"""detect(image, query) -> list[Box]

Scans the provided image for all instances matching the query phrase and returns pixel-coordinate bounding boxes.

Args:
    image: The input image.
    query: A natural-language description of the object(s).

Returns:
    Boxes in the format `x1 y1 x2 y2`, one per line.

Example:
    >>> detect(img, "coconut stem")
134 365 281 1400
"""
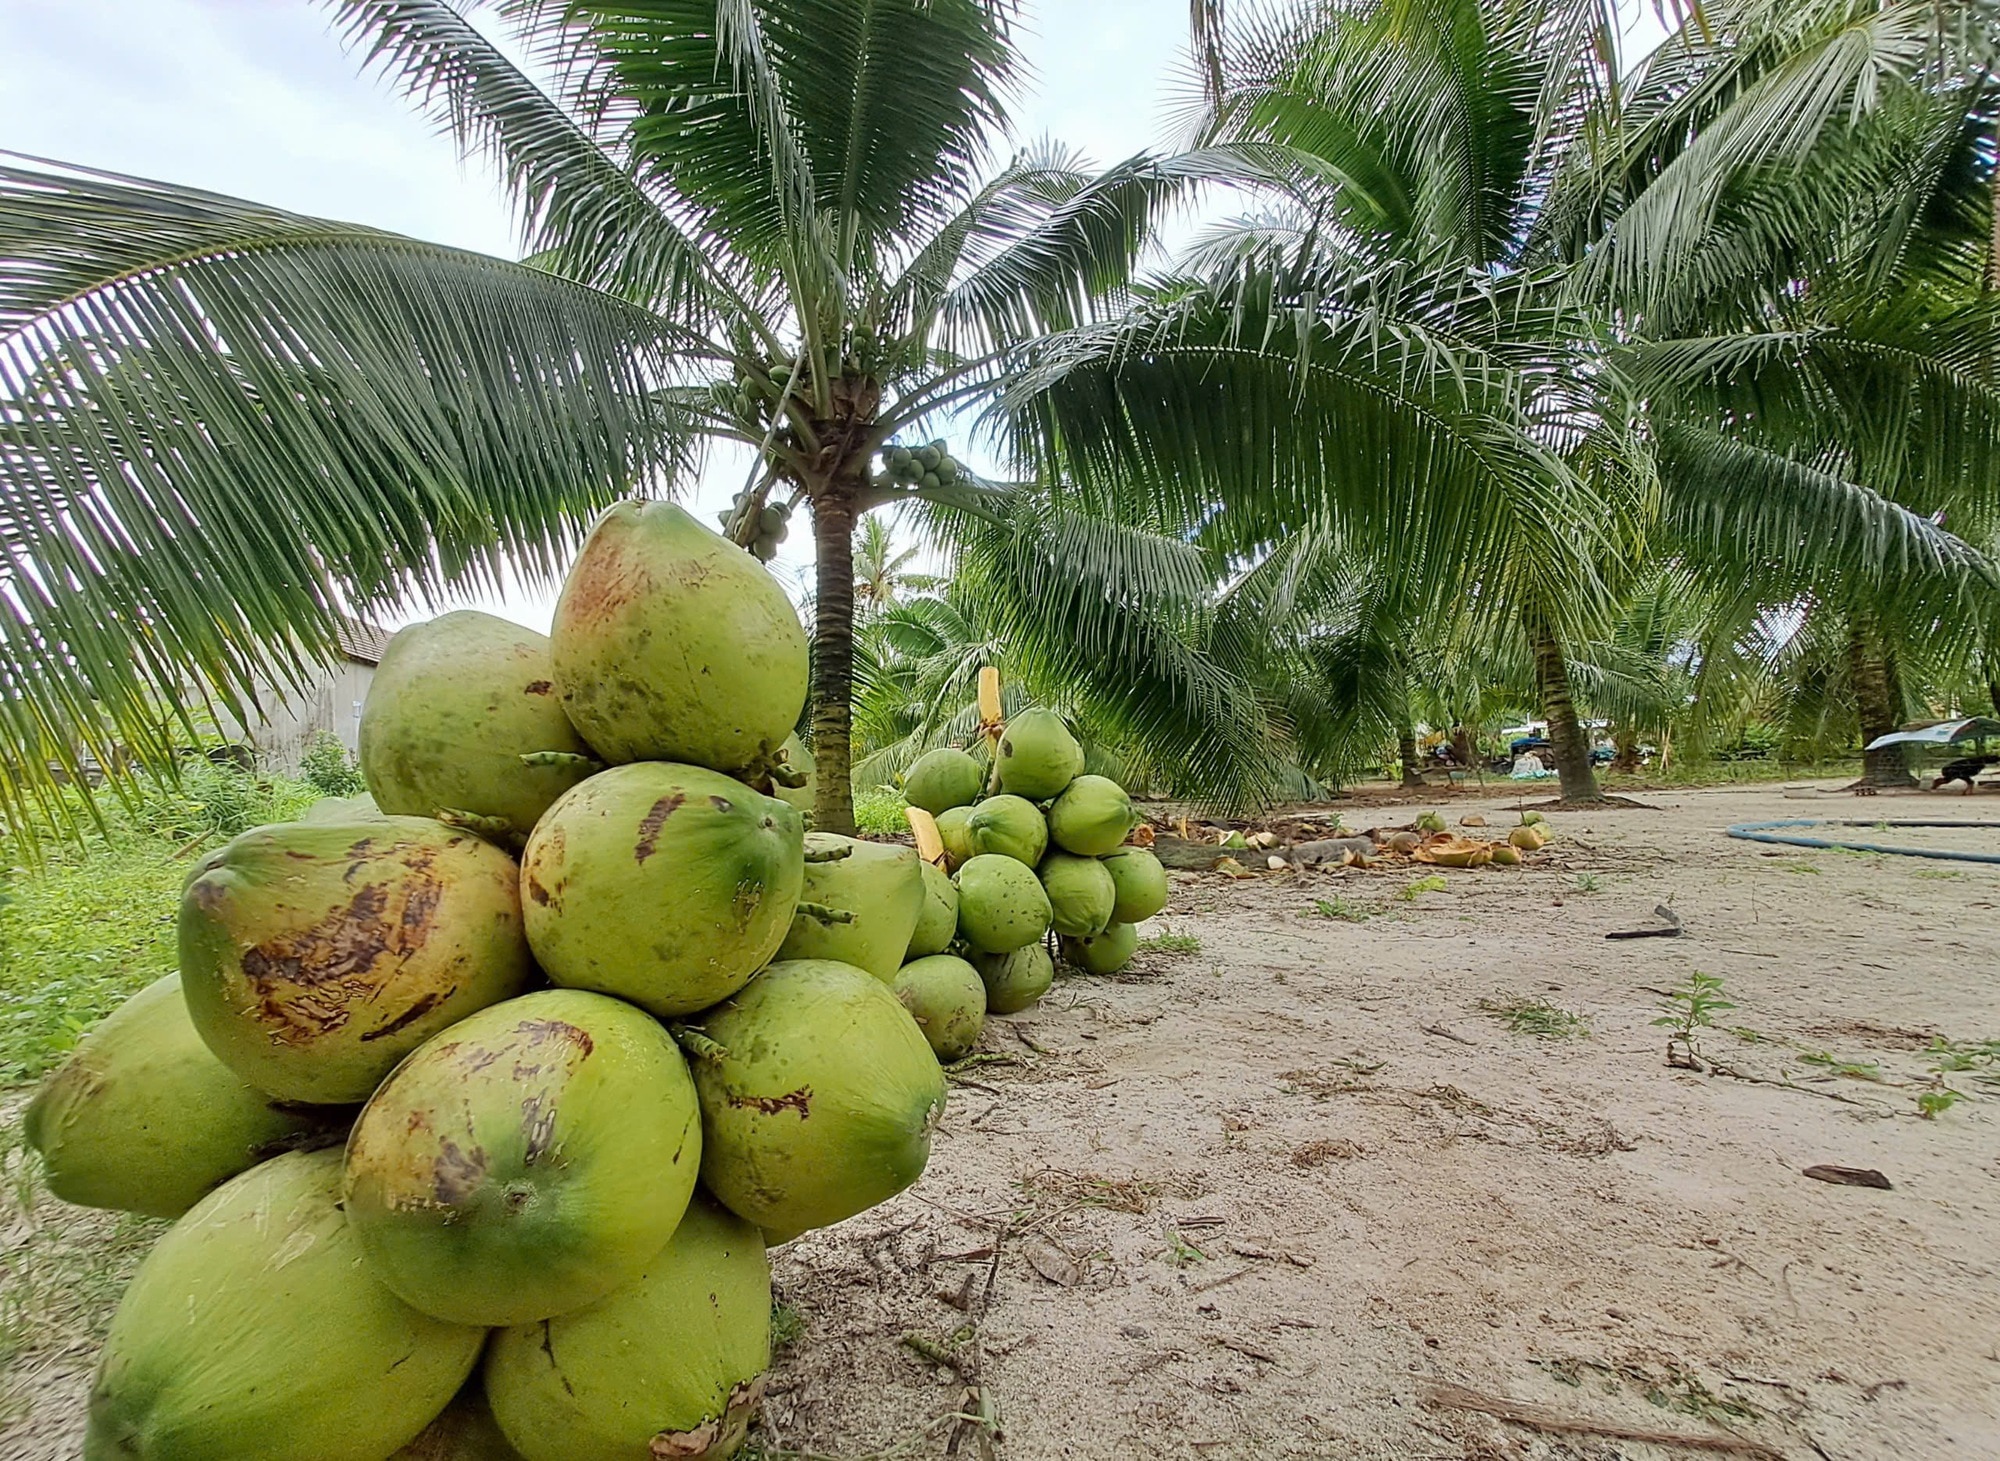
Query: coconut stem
769 763 810 789
668 1024 730 1062
518 751 605 772
797 901 857 924
434 808 514 839
803 846 854 865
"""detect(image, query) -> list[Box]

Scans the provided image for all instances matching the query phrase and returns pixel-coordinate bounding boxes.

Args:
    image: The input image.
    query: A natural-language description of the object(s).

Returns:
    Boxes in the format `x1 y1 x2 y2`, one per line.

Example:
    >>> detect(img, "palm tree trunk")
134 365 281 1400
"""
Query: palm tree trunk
1848 622 1912 788
1611 726 1641 773
1527 619 1600 804
1397 726 1424 789
1450 725 1475 767
810 494 859 835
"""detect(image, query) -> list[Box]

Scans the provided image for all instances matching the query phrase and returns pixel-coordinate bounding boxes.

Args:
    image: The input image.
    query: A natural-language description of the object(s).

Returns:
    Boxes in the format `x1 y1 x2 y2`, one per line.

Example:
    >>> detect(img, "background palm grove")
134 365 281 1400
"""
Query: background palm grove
3 0 1999 829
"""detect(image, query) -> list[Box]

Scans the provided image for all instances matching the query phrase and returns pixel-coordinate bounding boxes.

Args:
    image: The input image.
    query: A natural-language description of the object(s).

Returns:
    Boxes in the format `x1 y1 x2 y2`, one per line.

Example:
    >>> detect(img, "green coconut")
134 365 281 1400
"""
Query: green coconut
770 733 816 818
485 1198 770 1461
935 805 976 870
24 975 333 1220
179 817 535 1105
1062 922 1139 976
970 946 1054 1016
905 862 960 959
902 748 984 815
684 960 946 1242
342 989 702 1327
1101 848 1169 925
1038 853 1116 938
954 854 1053 955
84 1149 482 1461
391 1384 527 1461
550 502 808 773
964 794 1047 867
1045 775 1138 858
891 956 987 1063
995 709 1084 801
776 834 923 980
521 763 804 1018
360 611 598 837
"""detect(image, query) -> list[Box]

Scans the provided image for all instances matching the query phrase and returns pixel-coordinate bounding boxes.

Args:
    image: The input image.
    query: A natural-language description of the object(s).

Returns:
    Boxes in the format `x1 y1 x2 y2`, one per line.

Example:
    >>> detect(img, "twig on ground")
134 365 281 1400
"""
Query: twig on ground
1421 1382 1785 1458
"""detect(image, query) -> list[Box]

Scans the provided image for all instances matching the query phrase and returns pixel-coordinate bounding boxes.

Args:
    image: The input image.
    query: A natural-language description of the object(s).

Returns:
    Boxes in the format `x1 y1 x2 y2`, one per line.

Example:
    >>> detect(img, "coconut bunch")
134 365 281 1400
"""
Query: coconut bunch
716 491 793 563
879 438 963 494
26 502 961 1461
876 674 1169 1055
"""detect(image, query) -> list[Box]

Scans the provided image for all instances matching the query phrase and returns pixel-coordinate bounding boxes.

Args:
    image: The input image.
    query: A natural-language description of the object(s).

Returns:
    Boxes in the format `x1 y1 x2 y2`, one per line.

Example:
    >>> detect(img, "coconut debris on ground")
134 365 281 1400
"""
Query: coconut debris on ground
6 783 2000 1460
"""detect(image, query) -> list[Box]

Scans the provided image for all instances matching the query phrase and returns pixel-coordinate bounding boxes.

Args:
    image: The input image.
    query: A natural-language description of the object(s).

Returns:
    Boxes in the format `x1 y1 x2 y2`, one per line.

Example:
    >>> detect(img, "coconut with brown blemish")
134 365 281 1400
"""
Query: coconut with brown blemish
178 816 535 1105
549 501 808 773
484 1198 770 1461
521 762 804 1017
342 989 702 1327
681 959 947 1244
360 611 598 838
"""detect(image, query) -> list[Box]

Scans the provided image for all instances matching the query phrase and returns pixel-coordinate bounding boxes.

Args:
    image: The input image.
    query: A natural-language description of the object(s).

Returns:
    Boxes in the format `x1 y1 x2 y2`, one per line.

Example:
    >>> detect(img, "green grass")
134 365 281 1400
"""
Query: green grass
1 838 191 1085
770 1300 807 1350
1138 932 1201 955
851 785 910 839
1796 1050 1884 1082
2 764 324 1086
1601 757 1861 790
1309 897 1375 923
1476 996 1589 1040
1398 875 1449 901
1572 874 1605 894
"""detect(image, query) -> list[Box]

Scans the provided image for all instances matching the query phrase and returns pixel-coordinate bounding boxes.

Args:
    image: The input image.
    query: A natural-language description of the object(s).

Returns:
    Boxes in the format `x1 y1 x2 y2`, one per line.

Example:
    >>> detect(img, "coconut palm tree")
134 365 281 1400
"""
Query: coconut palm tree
851 516 933 616
1010 0 2000 804
0 0 1222 835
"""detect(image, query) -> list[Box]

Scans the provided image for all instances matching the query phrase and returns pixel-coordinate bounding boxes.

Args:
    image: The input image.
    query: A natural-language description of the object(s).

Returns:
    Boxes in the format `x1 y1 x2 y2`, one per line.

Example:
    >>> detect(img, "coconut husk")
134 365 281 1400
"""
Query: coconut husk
1417 836 1489 868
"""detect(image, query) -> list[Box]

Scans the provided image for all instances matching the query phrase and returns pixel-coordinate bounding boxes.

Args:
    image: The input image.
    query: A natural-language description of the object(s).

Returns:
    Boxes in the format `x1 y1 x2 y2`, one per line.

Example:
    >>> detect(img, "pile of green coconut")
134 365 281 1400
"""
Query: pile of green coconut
21 501 1164 1461
882 681 1167 1061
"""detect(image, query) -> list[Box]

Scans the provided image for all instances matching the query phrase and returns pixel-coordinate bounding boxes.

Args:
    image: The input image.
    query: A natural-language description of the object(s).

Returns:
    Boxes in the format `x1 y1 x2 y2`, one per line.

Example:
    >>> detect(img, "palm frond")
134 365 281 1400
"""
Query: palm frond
322 0 728 318
0 158 674 823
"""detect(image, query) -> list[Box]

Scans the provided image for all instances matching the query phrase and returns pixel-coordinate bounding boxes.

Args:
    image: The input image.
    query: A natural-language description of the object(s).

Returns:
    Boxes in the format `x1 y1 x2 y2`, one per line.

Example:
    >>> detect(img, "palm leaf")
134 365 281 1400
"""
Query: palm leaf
0 158 673 825
322 0 728 319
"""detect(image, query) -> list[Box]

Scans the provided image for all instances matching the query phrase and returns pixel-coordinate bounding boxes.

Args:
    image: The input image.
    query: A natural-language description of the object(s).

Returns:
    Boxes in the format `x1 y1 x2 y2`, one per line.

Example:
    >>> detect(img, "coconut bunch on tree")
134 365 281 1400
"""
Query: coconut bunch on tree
24 504 962 1461
879 670 1171 1057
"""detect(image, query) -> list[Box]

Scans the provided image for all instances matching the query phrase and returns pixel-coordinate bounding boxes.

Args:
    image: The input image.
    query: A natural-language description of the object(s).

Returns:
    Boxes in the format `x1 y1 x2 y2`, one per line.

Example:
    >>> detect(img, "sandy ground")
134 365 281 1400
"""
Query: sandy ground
7 783 2000 1460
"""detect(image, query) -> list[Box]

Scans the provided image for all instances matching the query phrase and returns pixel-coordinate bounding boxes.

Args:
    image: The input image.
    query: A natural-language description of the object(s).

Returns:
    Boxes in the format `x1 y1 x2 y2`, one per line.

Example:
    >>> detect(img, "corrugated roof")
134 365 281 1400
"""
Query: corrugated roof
335 617 393 666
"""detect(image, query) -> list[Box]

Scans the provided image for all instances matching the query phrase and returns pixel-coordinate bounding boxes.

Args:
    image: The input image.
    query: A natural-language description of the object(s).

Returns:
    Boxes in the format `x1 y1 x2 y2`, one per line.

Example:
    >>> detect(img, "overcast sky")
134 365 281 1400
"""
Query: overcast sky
0 0 1198 630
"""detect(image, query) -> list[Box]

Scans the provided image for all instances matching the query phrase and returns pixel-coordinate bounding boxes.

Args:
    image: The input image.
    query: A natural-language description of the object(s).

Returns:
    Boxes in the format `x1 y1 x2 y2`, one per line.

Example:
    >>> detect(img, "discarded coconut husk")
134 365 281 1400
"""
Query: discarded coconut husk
1417 836 1488 868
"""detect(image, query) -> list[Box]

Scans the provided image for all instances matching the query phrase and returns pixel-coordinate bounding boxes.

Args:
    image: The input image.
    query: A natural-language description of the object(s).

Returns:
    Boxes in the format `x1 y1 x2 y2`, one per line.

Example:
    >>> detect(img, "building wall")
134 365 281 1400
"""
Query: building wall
216 659 376 772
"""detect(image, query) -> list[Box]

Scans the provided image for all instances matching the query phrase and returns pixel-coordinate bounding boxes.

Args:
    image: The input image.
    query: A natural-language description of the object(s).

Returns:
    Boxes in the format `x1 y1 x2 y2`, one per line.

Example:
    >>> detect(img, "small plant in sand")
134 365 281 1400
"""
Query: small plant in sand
1398 875 1449 901
1652 972 1734 1069
1572 874 1604 894
1139 932 1202 955
1477 996 1588 1041
1917 1087 1962 1120
1310 897 1374 923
